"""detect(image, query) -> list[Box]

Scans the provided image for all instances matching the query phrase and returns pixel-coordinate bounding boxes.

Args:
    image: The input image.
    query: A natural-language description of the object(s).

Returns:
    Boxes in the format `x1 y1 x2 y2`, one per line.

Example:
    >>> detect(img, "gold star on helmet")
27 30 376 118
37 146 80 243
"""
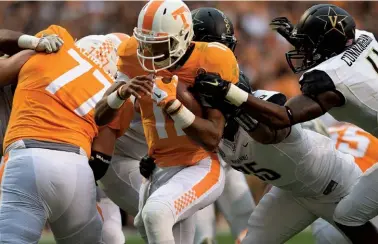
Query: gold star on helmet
316 6 348 36
192 9 204 26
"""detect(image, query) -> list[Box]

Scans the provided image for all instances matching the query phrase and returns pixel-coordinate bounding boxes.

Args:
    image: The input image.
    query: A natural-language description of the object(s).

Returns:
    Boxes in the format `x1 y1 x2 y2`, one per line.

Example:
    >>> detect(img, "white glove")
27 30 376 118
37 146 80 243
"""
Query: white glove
18 34 64 53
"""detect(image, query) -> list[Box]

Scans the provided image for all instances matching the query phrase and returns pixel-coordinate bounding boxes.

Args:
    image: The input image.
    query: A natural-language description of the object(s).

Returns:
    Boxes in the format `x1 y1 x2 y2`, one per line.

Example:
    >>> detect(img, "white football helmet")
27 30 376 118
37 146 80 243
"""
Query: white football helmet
76 35 119 78
134 0 194 72
105 33 130 50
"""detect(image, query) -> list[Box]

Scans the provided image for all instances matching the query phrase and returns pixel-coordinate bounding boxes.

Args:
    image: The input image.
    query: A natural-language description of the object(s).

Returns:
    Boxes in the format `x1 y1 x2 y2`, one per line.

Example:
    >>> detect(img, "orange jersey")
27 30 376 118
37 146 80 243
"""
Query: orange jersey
117 37 239 167
4 25 116 157
329 124 378 172
107 99 134 138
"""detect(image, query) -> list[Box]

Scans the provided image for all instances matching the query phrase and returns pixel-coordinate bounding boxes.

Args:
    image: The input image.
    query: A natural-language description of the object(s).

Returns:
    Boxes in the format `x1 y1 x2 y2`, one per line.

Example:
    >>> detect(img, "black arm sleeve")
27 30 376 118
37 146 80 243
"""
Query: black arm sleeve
88 151 112 181
299 69 345 108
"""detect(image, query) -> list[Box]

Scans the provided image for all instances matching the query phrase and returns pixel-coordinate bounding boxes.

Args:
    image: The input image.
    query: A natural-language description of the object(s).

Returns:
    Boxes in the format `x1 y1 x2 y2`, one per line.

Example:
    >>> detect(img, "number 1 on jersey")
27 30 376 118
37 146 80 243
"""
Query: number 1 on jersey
366 48 378 73
152 103 185 139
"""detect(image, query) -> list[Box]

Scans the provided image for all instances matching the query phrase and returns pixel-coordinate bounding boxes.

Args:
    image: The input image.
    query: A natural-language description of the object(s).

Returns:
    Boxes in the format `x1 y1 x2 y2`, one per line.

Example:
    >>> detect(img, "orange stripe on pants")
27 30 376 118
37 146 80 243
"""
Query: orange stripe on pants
174 154 221 215
0 153 9 184
96 204 104 222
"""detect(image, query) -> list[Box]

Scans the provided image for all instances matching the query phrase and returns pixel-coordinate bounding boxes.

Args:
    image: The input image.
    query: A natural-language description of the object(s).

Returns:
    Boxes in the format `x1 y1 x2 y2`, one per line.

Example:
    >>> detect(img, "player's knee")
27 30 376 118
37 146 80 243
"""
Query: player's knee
142 201 175 229
333 199 363 226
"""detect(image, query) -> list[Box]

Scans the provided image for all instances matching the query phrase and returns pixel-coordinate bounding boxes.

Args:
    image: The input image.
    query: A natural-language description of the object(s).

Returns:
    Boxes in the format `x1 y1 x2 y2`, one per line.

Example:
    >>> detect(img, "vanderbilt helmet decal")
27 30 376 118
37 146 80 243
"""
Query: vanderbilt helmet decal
315 6 348 36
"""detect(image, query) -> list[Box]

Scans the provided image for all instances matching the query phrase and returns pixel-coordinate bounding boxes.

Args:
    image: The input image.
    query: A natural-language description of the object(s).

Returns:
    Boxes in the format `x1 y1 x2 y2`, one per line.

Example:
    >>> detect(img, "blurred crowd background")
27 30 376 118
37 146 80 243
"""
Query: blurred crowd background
1 0 375 232
1 1 376 98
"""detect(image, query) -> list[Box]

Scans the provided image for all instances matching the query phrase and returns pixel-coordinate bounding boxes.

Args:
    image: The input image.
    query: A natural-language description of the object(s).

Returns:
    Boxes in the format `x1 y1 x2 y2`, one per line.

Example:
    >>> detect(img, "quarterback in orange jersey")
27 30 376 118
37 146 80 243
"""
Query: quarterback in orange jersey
94 0 239 243
0 25 135 244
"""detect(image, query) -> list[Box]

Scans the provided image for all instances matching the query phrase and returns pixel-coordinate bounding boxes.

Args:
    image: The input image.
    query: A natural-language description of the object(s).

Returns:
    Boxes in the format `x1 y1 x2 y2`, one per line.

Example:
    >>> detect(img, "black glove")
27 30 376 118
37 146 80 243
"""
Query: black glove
139 155 156 179
193 72 231 101
270 17 298 47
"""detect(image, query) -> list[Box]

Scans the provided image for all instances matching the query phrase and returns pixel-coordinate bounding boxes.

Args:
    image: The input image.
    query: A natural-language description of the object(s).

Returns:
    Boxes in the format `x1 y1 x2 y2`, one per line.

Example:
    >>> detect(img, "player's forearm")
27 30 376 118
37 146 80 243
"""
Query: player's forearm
183 116 224 152
241 95 292 129
0 30 42 55
95 82 126 126
0 50 35 86
165 100 224 152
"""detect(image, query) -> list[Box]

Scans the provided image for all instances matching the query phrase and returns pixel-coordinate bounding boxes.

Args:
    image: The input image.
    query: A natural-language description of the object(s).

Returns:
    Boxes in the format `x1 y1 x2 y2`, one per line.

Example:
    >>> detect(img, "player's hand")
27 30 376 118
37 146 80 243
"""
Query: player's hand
269 17 298 47
193 72 231 100
35 34 64 53
118 75 153 100
139 155 156 179
152 75 178 108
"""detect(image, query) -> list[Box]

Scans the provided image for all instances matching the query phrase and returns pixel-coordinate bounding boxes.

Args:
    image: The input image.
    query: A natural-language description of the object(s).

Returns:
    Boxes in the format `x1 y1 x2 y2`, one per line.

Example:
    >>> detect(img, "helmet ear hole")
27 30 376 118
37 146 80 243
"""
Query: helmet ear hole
163 8 167 15
184 33 189 41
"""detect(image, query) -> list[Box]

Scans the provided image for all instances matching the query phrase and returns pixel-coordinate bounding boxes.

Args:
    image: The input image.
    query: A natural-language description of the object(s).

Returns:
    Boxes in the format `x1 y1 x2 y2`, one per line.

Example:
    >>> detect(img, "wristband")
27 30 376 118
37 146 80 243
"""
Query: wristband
107 89 125 109
225 84 249 107
18 35 40 50
167 100 195 129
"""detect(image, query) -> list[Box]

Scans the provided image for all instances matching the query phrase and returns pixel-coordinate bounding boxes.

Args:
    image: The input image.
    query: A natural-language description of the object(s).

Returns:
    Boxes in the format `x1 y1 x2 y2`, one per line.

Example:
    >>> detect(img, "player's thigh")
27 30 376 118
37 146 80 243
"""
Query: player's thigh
143 156 225 222
312 218 351 244
194 204 216 243
0 149 47 243
100 155 142 216
43 151 102 244
334 163 378 226
149 155 225 222
217 167 254 237
242 187 317 244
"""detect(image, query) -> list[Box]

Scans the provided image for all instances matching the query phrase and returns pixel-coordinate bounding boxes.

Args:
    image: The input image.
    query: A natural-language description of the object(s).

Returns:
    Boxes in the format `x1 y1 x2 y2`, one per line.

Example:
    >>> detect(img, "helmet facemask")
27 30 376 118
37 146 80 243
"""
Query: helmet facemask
134 27 193 72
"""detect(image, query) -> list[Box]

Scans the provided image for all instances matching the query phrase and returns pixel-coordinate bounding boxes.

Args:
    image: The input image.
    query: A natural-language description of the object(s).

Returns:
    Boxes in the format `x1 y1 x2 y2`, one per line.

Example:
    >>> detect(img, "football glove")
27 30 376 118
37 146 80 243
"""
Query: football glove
152 75 178 108
194 72 231 100
36 34 64 53
139 155 156 179
270 17 298 47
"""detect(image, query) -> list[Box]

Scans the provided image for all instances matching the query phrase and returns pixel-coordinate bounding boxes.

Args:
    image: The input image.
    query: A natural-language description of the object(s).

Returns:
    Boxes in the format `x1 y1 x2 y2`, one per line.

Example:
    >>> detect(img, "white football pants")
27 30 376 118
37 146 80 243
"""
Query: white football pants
0 148 103 244
135 155 225 244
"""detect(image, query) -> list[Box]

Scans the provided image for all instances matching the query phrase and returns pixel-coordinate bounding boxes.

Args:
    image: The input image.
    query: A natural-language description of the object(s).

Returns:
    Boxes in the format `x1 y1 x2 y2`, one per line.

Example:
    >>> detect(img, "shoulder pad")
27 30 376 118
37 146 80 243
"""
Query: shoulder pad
299 70 335 96
252 90 287 105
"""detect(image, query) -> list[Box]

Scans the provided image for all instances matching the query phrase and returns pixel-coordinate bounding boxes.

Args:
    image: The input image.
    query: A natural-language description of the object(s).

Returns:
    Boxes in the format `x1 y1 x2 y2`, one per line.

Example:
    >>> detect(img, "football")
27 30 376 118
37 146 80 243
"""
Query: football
176 82 203 117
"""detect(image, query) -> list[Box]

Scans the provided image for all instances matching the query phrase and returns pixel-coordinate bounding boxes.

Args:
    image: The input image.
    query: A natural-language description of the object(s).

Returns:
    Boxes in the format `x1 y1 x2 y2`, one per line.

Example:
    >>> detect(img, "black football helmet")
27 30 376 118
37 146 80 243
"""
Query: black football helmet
191 7 237 52
274 4 356 73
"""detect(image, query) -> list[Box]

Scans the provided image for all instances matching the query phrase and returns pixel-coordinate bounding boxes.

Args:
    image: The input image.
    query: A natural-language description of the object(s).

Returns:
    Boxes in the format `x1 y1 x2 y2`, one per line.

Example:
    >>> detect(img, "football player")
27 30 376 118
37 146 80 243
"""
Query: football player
192 4 378 242
94 0 239 242
311 123 378 244
190 7 255 244
193 72 365 244
0 25 150 244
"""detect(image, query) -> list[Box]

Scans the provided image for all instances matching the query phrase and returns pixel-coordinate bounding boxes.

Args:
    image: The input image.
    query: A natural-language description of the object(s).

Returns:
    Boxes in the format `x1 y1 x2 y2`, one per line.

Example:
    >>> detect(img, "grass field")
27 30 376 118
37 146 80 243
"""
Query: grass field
38 230 315 244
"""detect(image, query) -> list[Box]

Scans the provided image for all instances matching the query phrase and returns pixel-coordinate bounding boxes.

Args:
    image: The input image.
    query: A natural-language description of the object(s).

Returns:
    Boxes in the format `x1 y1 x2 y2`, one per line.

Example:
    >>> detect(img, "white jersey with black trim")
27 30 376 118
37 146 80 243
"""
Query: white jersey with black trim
299 29 378 136
219 91 360 198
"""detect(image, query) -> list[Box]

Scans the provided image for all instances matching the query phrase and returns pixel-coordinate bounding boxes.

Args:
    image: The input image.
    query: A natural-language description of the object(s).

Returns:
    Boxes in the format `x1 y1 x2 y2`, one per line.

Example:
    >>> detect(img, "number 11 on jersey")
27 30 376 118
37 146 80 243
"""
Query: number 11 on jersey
152 103 185 139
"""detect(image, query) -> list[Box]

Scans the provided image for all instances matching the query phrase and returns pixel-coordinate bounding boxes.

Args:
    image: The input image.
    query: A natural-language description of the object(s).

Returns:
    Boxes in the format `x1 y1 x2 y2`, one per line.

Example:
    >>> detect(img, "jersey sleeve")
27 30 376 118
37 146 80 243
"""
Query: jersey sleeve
252 90 287 105
117 36 145 78
202 42 239 84
35 25 74 45
107 99 134 138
